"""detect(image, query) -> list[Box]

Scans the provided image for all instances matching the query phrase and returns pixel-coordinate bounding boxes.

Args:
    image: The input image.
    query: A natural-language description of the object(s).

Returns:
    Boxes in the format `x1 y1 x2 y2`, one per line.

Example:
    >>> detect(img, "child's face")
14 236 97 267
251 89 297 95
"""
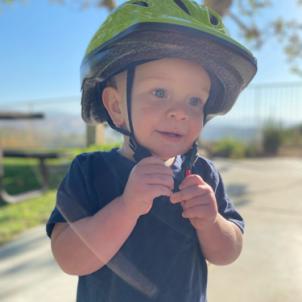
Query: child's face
104 58 211 160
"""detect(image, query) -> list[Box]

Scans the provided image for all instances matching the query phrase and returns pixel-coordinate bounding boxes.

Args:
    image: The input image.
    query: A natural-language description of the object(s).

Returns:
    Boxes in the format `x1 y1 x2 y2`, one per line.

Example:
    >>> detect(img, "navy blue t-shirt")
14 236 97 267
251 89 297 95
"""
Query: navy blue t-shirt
46 148 244 302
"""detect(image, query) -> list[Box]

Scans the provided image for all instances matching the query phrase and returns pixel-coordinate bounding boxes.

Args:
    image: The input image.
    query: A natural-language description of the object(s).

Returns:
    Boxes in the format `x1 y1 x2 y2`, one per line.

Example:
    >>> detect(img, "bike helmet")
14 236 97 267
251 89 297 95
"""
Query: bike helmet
80 0 257 164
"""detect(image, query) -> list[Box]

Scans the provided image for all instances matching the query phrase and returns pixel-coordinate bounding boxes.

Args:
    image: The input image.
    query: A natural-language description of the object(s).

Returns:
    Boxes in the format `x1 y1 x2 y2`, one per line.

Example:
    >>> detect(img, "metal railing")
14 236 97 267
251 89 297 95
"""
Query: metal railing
1 82 301 147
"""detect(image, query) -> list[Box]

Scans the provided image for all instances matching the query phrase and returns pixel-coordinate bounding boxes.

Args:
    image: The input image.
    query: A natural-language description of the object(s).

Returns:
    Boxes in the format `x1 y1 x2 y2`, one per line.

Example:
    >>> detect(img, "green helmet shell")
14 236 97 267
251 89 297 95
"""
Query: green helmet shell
81 0 257 124
87 1 233 55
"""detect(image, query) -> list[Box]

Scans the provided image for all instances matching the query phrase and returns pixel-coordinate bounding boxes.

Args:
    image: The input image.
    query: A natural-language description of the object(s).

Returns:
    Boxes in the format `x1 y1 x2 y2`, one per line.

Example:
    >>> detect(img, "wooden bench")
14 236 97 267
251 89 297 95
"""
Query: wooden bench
0 149 67 204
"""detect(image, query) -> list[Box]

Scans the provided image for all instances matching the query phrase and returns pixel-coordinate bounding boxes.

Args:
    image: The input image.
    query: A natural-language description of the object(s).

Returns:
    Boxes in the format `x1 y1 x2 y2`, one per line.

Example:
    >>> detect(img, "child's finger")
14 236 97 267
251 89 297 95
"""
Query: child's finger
182 204 208 219
170 185 204 204
148 184 173 199
137 158 174 176
179 174 206 190
144 174 174 190
141 165 174 177
138 155 168 166
181 196 208 210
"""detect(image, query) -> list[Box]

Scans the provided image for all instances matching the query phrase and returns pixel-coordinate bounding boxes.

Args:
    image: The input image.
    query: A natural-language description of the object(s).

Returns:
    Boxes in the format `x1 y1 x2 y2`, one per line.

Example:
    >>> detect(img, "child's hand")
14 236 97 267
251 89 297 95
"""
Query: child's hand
170 174 218 231
121 156 174 217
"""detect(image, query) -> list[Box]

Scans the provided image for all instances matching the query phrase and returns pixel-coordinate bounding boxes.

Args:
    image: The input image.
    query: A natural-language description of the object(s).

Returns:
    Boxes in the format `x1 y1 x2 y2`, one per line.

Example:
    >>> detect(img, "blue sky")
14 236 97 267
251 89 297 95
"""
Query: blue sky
0 0 301 106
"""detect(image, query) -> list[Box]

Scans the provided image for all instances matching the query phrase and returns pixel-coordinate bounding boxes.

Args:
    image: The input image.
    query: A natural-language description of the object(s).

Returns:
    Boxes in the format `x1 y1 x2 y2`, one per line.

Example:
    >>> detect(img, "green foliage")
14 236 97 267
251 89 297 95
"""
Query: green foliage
0 159 63 246
2 162 43 195
1 143 120 199
210 138 247 159
244 143 262 158
65 142 121 159
0 162 67 246
0 192 56 246
0 143 121 246
205 123 302 159
262 122 284 156
282 123 302 146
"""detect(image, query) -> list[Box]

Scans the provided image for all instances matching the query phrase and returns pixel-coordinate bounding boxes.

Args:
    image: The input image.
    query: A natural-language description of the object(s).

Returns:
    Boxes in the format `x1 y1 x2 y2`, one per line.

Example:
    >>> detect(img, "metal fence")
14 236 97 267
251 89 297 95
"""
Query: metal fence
216 82 302 126
202 82 302 142
0 82 301 148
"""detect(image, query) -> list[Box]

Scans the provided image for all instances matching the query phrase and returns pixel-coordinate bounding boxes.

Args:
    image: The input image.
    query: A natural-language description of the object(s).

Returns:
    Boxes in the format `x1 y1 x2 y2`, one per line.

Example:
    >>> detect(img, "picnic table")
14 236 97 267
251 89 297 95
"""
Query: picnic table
0 112 65 203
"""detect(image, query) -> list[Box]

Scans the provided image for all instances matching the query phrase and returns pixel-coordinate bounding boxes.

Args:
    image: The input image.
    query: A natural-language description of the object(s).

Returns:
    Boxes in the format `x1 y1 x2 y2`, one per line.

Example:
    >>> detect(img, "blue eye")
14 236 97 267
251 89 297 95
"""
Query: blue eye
152 88 167 98
189 97 203 107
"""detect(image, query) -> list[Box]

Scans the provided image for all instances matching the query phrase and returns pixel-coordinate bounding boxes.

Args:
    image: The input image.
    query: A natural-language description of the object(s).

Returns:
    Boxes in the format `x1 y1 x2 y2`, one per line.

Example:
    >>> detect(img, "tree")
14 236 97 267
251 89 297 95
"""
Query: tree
55 0 302 146
3 0 301 74
3 0 301 145
49 0 302 76
206 0 302 77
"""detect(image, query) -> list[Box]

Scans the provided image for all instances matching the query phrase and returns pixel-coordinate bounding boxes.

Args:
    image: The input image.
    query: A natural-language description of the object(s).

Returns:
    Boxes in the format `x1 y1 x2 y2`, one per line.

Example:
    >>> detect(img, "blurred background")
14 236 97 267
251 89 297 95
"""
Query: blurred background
0 1 301 301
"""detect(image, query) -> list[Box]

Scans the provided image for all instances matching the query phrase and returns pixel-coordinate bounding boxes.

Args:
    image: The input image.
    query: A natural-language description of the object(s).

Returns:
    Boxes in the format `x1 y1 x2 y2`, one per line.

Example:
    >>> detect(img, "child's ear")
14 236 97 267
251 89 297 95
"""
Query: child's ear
102 87 125 127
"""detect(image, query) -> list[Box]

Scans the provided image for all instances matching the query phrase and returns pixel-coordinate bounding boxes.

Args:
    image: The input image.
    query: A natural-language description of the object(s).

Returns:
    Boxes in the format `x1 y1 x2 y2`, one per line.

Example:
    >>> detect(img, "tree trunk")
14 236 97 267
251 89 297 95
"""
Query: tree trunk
86 125 96 147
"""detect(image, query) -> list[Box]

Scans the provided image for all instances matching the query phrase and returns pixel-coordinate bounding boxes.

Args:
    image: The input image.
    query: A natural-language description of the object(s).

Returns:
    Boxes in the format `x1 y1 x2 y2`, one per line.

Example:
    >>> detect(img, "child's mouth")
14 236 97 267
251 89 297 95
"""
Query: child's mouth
157 131 183 141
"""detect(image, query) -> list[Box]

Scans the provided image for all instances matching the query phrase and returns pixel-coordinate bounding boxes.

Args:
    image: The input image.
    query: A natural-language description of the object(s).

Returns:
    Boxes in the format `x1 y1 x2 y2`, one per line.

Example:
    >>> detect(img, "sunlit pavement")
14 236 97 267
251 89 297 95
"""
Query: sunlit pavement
0 225 77 302
0 158 301 302
208 158 302 302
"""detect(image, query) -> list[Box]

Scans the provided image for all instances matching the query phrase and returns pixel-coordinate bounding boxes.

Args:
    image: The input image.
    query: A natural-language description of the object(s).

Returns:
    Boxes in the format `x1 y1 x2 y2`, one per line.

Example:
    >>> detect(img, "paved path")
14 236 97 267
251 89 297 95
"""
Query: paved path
208 158 302 302
0 158 301 301
0 225 77 302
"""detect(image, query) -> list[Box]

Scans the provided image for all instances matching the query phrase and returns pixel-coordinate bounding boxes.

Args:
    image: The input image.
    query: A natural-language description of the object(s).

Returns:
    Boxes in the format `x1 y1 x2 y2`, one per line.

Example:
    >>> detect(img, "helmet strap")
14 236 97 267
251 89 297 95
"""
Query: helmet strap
126 65 152 162
181 140 198 175
105 62 199 169
106 117 131 136
97 81 131 136
126 64 199 168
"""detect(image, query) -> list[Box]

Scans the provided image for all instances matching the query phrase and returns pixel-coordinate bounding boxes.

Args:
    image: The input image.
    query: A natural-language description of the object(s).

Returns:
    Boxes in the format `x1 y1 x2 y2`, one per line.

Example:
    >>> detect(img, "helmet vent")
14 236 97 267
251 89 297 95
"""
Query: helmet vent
174 0 191 15
131 1 149 7
209 14 219 26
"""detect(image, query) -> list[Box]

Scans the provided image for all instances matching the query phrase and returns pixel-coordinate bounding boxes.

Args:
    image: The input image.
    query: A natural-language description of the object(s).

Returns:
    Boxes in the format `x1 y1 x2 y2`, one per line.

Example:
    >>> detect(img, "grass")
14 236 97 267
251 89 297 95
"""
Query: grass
0 191 56 246
2 136 299 248
0 158 69 247
0 143 120 247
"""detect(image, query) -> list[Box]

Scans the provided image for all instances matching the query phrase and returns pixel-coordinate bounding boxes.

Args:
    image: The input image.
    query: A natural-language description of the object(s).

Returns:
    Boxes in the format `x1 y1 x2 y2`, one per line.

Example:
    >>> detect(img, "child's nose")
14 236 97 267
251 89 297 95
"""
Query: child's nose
167 104 189 121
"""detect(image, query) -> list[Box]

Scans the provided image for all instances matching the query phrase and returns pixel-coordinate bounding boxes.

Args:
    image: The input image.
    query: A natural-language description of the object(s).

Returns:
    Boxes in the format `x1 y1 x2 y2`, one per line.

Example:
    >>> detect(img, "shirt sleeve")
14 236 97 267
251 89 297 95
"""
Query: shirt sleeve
214 170 245 233
46 154 97 238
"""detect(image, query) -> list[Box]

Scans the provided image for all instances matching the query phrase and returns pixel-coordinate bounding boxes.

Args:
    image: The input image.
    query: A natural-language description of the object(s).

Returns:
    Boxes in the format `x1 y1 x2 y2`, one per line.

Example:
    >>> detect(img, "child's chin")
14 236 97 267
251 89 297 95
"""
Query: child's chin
150 144 193 160
153 150 183 161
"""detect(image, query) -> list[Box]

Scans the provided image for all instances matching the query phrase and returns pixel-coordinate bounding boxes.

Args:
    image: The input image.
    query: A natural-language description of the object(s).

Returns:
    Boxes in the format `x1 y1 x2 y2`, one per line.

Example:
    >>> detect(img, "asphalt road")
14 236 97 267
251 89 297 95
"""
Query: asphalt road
1 158 301 302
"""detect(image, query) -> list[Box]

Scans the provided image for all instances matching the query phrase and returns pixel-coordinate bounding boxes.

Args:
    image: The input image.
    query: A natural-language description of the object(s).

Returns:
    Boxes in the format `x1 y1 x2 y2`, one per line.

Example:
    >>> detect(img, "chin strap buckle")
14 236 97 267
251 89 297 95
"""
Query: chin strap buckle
181 141 198 179
185 169 192 177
